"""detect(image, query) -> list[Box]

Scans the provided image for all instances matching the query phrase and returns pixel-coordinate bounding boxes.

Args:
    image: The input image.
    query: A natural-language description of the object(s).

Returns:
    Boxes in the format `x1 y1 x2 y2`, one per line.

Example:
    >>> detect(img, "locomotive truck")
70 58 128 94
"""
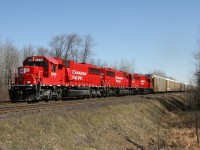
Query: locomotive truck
9 56 187 102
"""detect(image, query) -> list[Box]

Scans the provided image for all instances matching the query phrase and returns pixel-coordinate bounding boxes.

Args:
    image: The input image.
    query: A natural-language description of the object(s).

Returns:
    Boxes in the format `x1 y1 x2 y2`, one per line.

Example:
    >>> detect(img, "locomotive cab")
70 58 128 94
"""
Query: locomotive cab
23 56 49 77
9 56 61 101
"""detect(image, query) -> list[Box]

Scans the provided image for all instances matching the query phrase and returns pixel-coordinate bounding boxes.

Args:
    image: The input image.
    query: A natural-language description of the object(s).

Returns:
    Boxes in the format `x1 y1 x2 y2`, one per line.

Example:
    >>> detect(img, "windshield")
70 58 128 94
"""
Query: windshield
28 61 48 68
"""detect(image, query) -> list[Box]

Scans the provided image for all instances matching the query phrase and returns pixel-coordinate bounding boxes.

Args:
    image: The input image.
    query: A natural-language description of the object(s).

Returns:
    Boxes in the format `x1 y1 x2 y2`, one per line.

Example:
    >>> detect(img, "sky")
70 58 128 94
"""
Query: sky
0 0 200 83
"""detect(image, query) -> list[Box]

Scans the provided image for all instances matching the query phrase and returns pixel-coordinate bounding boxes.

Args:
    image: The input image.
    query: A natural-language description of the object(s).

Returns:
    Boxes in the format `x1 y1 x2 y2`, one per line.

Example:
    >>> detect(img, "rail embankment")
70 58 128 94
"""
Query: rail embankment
0 93 199 150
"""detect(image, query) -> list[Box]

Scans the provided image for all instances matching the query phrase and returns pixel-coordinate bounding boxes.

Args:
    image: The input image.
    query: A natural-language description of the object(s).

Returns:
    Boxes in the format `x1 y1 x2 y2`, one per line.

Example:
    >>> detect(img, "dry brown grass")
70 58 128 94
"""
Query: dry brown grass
0 93 199 149
163 111 200 150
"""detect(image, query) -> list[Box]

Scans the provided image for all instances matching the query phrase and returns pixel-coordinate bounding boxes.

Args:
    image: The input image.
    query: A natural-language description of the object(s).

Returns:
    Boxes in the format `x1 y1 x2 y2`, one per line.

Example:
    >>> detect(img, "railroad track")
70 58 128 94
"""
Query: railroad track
0 100 11 104
0 92 185 114
0 99 90 114
0 96 123 114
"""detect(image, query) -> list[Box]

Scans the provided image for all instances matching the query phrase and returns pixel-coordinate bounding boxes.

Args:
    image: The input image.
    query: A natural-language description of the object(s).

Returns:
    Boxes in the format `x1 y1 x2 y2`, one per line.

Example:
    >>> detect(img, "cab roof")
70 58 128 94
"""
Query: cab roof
23 56 58 65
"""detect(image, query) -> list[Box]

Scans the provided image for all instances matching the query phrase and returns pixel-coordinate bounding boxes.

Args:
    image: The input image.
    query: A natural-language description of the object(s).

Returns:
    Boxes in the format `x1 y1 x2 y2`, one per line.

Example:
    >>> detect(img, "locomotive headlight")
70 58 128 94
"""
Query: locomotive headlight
27 81 31 84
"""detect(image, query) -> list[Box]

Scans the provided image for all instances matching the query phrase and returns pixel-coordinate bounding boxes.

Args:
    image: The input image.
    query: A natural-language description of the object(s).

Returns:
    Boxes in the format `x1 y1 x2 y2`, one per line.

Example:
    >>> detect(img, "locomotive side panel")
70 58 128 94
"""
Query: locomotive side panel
131 74 153 94
100 68 129 88
42 61 65 86
132 74 150 88
65 61 101 87
100 68 130 96
100 68 116 87
131 74 141 88
88 66 101 87
115 71 129 88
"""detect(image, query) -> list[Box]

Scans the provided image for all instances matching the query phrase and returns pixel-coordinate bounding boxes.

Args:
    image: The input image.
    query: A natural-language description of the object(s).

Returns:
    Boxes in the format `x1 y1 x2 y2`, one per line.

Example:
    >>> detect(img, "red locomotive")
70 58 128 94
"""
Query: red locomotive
131 74 153 94
9 56 186 102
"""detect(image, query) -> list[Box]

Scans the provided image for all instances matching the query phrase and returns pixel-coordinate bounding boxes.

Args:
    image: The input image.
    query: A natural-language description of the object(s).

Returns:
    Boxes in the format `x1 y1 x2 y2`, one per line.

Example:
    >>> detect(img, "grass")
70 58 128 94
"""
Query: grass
0 93 199 149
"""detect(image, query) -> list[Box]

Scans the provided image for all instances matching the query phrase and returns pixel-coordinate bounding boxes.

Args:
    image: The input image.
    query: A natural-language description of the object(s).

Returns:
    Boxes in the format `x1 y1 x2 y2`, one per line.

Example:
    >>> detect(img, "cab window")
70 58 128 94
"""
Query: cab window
51 63 56 72
28 61 48 68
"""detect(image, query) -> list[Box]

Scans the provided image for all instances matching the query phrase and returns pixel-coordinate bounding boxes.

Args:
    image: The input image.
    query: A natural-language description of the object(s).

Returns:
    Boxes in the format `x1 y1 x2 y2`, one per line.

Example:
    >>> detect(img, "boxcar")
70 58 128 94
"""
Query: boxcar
180 83 185 91
174 81 181 91
166 79 175 92
152 75 167 92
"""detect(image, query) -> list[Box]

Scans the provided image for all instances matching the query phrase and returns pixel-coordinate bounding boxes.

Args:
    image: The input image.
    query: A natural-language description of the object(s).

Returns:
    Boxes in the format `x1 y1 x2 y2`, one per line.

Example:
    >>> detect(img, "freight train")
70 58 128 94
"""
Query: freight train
9 56 189 102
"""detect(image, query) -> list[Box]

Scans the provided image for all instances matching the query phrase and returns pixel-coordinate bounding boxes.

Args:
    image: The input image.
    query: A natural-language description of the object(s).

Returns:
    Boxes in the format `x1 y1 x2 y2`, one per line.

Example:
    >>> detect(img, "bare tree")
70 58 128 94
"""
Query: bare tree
101 60 109 68
80 34 95 63
48 49 56 58
151 70 175 80
3 40 20 85
186 89 200 143
152 70 167 77
194 51 200 87
22 44 35 60
118 59 135 73
49 34 82 60
185 45 200 144
193 50 200 143
49 35 67 58
89 58 108 68
65 34 81 61
37 46 49 56
0 39 4 88
0 39 20 98
109 59 135 73
110 60 118 70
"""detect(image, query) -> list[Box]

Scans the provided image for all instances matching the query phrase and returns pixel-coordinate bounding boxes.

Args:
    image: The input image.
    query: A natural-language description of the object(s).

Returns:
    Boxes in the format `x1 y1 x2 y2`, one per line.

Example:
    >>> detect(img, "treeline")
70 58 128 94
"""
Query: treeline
0 40 20 88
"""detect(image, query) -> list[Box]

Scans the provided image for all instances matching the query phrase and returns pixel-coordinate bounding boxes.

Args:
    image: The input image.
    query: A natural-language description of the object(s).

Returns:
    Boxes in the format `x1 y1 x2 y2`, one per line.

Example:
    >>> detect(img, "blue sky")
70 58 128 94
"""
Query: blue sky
0 0 200 83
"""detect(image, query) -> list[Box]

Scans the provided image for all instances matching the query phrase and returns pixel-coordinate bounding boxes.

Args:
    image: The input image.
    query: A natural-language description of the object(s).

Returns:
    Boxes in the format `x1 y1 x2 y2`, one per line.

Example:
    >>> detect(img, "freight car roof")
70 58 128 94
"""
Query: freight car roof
150 74 181 83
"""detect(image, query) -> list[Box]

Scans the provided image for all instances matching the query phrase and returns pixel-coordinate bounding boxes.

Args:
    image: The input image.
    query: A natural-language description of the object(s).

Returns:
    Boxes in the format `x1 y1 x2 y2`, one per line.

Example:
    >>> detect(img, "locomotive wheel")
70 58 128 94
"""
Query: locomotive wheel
27 94 36 102
54 92 62 101
92 94 96 99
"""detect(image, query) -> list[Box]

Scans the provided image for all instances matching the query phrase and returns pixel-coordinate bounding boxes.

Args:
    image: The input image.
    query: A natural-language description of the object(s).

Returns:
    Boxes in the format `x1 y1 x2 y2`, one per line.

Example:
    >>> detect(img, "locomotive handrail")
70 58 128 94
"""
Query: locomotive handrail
37 71 43 84
10 72 21 86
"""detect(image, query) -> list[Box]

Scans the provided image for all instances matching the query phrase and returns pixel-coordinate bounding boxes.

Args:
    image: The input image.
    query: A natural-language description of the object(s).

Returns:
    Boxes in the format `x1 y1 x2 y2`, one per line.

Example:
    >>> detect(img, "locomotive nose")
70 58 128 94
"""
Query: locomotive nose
17 66 43 85
19 67 31 74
